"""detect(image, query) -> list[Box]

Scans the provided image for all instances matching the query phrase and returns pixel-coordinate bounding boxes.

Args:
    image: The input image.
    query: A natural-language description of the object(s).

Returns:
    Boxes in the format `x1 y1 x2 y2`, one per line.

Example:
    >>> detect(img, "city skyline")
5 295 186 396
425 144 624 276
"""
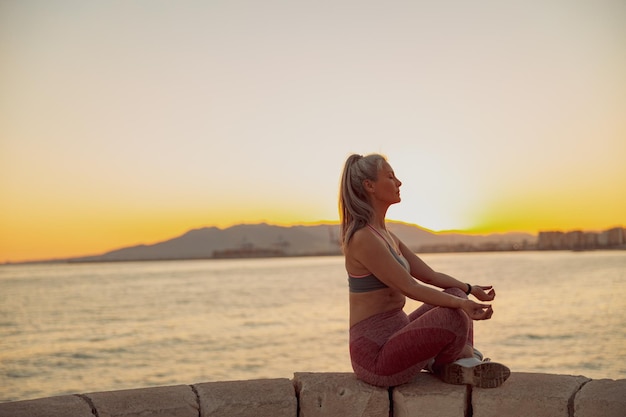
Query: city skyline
2 0 625 263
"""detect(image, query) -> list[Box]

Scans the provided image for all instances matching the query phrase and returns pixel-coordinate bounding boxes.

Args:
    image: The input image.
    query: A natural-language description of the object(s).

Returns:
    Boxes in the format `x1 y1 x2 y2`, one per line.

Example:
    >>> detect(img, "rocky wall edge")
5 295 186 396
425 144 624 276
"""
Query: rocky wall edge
0 372 624 417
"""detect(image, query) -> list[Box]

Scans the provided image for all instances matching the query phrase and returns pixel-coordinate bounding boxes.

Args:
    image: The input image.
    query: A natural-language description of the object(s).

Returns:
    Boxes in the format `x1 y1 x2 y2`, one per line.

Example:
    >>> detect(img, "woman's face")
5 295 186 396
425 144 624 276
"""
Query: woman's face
371 161 402 205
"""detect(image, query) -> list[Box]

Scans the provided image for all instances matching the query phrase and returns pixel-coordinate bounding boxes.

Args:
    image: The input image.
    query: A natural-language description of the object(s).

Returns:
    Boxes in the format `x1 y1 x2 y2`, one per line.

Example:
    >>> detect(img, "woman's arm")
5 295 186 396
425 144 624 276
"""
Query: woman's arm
397 238 496 301
347 229 493 319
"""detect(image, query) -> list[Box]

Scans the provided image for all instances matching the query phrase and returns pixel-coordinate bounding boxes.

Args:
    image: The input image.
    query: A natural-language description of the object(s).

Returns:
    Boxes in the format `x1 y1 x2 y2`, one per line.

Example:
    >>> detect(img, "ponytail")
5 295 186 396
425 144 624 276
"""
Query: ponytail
339 153 386 247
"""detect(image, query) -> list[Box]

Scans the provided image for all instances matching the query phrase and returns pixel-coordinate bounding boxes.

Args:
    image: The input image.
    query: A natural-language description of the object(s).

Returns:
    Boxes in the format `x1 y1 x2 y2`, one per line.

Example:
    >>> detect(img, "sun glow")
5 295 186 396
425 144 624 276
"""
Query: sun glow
2 1 624 263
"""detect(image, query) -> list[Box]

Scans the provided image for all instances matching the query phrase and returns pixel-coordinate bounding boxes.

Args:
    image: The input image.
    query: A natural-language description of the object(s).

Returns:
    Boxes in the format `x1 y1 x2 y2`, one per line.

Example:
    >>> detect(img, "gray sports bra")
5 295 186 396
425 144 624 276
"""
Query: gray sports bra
348 225 410 293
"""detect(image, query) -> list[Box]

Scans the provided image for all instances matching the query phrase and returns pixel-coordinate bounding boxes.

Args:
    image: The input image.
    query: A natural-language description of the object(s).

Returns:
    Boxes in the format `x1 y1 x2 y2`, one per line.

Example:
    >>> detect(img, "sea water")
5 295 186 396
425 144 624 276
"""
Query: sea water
1 251 625 402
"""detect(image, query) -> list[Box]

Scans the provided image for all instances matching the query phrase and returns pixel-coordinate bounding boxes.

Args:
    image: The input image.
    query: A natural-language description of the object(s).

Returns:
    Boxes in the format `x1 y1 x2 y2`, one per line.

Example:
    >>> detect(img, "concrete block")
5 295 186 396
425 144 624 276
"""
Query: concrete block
194 378 296 417
392 372 468 417
472 372 590 417
294 372 389 417
0 395 93 417
574 379 626 417
85 385 198 417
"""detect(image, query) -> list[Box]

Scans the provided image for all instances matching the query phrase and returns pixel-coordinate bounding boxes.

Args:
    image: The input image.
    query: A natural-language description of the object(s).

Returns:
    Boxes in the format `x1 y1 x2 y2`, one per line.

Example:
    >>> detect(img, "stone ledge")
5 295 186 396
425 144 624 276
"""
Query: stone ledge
392 372 468 417
84 384 198 417
0 394 93 417
472 373 590 417
194 378 296 417
574 378 626 417
1 372 625 417
294 372 388 417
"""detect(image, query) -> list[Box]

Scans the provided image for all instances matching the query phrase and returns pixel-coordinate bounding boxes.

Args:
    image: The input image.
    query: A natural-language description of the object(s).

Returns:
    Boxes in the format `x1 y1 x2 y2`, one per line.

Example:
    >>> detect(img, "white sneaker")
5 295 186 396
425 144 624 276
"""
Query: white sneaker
424 358 435 373
437 357 510 388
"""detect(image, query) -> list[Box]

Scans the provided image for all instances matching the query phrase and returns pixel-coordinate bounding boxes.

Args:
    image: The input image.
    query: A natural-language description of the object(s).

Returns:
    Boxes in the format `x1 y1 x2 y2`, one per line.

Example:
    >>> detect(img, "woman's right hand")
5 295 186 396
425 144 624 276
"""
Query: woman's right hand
461 299 493 320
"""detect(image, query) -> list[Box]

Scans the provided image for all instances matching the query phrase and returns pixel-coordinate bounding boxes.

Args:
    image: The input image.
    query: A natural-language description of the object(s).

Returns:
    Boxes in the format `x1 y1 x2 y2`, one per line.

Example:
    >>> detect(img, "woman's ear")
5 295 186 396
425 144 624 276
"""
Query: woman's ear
363 179 375 193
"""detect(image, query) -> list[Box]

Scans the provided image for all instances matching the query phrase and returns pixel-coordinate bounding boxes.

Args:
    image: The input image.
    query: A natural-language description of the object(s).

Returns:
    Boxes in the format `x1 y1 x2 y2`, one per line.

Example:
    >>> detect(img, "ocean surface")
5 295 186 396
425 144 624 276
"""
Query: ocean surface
1 251 625 402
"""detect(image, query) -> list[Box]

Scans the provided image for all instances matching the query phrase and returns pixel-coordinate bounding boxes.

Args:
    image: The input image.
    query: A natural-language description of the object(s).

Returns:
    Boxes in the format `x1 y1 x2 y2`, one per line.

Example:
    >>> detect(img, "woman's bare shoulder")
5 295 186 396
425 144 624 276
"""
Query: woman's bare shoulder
344 228 379 271
348 226 378 248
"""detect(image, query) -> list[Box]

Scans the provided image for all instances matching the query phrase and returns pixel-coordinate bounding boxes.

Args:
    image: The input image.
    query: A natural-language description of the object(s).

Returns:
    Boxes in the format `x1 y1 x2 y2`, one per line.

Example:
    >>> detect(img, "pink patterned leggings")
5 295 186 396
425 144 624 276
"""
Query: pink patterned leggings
349 287 473 387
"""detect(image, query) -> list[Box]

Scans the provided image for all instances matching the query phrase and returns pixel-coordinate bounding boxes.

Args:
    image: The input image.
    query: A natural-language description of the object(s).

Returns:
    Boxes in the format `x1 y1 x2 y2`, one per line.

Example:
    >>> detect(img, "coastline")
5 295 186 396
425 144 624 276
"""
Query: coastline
3 247 626 267
4 224 624 266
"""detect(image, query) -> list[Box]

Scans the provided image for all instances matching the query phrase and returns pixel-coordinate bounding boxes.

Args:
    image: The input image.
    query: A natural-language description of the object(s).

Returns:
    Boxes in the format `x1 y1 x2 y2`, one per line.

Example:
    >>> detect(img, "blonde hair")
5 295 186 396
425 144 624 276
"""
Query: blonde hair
339 153 386 246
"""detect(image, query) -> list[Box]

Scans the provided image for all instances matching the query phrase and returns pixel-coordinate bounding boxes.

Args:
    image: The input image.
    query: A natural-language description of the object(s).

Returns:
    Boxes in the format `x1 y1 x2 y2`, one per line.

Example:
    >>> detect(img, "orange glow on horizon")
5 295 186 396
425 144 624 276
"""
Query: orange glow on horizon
465 186 626 235
4 212 625 263
0 208 337 263
3 179 624 263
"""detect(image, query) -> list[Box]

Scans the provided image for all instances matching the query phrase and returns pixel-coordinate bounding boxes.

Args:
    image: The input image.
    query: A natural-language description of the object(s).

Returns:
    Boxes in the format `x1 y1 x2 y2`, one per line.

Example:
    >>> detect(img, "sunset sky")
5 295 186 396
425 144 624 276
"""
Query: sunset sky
2 0 625 263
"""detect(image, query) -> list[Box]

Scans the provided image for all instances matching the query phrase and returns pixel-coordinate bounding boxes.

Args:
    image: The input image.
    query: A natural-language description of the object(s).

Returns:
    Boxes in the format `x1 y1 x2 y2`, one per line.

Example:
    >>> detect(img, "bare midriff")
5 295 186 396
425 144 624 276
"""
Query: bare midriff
349 288 406 327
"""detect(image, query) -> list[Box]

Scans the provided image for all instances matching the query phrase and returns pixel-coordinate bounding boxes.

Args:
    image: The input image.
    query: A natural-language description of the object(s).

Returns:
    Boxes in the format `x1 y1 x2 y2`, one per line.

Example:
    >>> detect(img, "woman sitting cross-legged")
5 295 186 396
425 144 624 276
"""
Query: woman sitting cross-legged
339 153 510 388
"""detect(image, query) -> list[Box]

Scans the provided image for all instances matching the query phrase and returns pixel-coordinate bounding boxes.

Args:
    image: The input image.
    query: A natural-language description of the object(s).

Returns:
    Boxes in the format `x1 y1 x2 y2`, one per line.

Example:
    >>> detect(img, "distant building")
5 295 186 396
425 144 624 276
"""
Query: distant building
537 231 565 250
537 227 626 250
602 227 625 247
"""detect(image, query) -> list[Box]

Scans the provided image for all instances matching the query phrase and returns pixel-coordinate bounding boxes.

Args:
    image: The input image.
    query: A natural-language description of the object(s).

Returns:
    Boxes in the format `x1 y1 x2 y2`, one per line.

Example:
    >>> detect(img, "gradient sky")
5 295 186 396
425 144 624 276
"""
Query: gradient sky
2 0 625 262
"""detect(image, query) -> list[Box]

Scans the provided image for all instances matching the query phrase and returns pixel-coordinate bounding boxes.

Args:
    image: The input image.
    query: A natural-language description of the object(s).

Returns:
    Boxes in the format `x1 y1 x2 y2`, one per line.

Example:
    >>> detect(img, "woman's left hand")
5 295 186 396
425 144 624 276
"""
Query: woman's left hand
470 285 496 302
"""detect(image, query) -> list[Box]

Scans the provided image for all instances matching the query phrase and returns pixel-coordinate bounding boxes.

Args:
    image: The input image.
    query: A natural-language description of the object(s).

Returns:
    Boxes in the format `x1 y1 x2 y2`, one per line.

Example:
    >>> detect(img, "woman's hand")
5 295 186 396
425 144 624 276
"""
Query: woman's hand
470 285 496 302
461 299 493 321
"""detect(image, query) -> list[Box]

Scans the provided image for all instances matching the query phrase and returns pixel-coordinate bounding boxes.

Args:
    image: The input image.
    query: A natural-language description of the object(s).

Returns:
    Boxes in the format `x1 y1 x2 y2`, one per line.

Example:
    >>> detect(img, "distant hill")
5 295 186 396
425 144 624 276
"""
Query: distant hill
70 223 340 262
66 222 536 263
386 222 534 251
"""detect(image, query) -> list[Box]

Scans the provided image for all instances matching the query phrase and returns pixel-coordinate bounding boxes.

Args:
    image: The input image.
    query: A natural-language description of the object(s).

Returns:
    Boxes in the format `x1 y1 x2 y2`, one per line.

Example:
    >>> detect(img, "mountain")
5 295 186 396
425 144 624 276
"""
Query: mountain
67 222 536 263
387 222 535 251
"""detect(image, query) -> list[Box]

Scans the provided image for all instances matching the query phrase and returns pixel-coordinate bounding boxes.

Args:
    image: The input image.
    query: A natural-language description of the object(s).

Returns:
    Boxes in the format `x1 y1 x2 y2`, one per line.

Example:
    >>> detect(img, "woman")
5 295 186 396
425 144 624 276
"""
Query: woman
339 153 510 388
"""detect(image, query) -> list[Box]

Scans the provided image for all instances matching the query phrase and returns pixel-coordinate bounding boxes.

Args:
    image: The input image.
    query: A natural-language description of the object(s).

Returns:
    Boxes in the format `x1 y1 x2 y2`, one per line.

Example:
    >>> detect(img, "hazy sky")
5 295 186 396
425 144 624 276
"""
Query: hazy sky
2 0 625 262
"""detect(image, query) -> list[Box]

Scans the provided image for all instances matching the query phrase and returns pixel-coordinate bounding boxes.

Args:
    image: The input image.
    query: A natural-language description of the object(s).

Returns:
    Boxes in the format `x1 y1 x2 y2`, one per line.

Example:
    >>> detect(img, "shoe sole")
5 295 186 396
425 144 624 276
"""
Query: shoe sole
439 362 511 388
